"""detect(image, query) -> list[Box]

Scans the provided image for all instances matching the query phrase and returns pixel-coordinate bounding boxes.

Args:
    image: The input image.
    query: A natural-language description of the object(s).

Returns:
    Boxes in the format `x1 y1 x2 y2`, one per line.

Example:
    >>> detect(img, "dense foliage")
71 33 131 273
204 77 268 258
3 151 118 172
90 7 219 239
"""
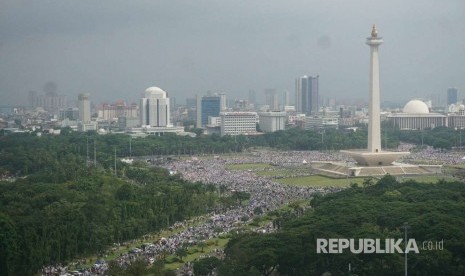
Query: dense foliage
1 126 462 180
0 134 219 275
216 176 465 275
0 126 463 274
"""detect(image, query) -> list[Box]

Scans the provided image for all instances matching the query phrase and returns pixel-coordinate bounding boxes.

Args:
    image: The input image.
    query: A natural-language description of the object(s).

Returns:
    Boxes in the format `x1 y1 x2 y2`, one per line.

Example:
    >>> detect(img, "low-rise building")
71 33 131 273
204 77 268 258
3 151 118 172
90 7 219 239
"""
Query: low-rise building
220 112 258 136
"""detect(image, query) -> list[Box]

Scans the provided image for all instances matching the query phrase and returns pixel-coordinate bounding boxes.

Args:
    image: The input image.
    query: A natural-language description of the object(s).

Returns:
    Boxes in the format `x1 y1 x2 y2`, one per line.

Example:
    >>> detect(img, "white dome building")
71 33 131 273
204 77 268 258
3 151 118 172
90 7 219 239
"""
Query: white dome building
403 100 430 114
145 87 167 99
140 86 171 127
388 99 447 130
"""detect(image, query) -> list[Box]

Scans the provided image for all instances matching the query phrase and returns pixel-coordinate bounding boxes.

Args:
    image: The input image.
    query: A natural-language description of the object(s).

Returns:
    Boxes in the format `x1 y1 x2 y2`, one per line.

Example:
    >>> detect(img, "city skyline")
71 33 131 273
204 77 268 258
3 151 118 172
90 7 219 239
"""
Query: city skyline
1 0 464 106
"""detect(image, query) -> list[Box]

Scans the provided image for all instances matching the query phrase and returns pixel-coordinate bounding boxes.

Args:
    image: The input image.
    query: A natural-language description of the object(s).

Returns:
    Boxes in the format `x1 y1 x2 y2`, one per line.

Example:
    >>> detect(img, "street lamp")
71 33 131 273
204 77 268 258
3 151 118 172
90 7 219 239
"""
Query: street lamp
454 127 462 151
401 222 411 276
320 129 325 150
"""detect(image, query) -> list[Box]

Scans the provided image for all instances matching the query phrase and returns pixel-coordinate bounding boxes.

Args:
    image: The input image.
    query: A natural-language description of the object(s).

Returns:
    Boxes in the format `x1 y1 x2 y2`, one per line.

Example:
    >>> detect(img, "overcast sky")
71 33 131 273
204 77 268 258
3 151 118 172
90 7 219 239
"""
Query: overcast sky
1 0 464 106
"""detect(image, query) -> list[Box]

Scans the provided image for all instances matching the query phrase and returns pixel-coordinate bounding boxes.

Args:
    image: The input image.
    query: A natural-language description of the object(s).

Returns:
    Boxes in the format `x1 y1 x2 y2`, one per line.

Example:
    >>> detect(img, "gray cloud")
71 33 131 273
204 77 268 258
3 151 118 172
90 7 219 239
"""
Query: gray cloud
0 0 464 106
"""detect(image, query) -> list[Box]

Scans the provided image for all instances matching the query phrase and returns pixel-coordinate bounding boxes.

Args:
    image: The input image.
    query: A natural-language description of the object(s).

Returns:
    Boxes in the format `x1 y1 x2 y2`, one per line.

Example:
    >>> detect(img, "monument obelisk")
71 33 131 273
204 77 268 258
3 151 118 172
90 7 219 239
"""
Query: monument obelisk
341 26 409 166
366 25 383 153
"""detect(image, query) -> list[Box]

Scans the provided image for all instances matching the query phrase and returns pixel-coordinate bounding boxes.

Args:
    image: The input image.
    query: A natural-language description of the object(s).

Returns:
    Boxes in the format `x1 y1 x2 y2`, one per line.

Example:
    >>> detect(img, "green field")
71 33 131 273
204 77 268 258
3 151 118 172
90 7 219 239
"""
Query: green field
275 175 361 187
225 163 273 170
274 174 457 188
256 167 312 178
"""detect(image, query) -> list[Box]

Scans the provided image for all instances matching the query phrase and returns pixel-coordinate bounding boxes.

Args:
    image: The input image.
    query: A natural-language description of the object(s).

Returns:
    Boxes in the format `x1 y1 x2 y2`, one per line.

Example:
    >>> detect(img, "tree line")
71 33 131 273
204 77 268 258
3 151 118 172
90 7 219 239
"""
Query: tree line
0 133 221 275
205 176 465 275
1 126 461 180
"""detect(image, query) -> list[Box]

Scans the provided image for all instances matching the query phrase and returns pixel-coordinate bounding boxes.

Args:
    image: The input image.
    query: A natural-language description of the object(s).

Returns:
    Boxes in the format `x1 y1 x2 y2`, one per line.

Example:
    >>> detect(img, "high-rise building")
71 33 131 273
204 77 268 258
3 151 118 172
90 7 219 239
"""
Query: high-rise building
196 94 202 128
186 97 197 109
447 87 458 105
201 96 221 126
98 101 138 121
248 90 256 105
282 91 290 107
264 89 279 111
29 90 66 112
59 107 80 121
295 75 319 115
140 87 171 127
258 111 287 132
28 91 38 107
219 93 227 111
78 93 91 123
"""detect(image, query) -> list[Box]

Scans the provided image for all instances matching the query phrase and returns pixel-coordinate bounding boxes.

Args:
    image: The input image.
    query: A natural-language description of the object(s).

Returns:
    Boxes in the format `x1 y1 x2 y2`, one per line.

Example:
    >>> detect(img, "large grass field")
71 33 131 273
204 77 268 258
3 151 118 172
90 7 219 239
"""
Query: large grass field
225 160 458 187
225 163 273 170
275 174 457 188
275 175 361 187
256 167 312 177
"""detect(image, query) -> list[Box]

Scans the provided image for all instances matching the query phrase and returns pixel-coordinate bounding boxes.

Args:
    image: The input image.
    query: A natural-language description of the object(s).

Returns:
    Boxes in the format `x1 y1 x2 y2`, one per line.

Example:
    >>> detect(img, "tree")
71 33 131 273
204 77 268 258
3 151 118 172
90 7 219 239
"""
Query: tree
125 258 148 276
193 256 221 275
175 247 188 262
197 241 207 253
218 178 465 275
148 260 165 275
362 177 375 187
232 191 251 205
0 213 20 276
106 260 124 276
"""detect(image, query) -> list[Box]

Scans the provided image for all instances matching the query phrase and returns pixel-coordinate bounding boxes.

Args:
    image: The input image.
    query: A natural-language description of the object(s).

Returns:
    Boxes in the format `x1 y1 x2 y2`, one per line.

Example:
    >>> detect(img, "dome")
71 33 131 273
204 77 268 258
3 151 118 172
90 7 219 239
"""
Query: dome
403 100 429 114
145 87 166 98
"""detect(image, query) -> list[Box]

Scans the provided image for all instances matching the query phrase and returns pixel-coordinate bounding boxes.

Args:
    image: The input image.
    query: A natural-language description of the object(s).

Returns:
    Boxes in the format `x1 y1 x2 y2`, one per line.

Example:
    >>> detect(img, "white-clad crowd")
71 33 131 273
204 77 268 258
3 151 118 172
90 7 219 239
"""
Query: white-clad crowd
40 150 364 275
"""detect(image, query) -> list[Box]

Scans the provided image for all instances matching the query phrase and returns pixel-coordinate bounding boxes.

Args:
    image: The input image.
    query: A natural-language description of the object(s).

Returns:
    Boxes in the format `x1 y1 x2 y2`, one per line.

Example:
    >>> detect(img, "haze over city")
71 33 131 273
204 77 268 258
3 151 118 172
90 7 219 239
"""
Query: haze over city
1 0 464 105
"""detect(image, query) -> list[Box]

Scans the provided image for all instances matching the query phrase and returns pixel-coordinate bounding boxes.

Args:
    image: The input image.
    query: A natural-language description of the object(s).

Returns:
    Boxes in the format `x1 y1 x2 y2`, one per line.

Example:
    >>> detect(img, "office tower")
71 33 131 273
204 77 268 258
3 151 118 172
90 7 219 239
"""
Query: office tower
219 93 227 111
28 91 38 107
264 89 279 111
186 97 197 109
295 75 319 115
282 91 290 107
28 90 66 112
196 94 202 128
59 107 80 121
98 101 138 121
201 96 221 126
447 87 458 105
258 111 287 132
78 93 91 123
248 90 256 105
170 96 177 111
140 87 171 127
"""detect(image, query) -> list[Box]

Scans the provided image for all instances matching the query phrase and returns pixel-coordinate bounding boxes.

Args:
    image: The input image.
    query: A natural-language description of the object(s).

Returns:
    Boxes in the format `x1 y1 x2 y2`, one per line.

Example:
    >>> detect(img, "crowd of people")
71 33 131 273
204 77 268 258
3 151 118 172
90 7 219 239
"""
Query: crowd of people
403 145 465 165
42 150 342 275
43 145 465 275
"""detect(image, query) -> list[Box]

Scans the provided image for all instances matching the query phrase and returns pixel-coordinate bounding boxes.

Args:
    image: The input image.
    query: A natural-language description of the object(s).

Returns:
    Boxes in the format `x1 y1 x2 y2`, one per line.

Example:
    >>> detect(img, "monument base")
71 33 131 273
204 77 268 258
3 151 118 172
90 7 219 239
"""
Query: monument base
340 149 410 166
311 161 442 177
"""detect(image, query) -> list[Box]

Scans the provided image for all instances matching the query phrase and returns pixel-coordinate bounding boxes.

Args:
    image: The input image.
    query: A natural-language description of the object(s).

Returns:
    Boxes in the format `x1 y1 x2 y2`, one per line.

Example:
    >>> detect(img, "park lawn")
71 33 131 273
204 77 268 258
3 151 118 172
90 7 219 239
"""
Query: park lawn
255 169 289 177
445 164 465 169
276 174 455 188
276 175 363 187
226 163 273 170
